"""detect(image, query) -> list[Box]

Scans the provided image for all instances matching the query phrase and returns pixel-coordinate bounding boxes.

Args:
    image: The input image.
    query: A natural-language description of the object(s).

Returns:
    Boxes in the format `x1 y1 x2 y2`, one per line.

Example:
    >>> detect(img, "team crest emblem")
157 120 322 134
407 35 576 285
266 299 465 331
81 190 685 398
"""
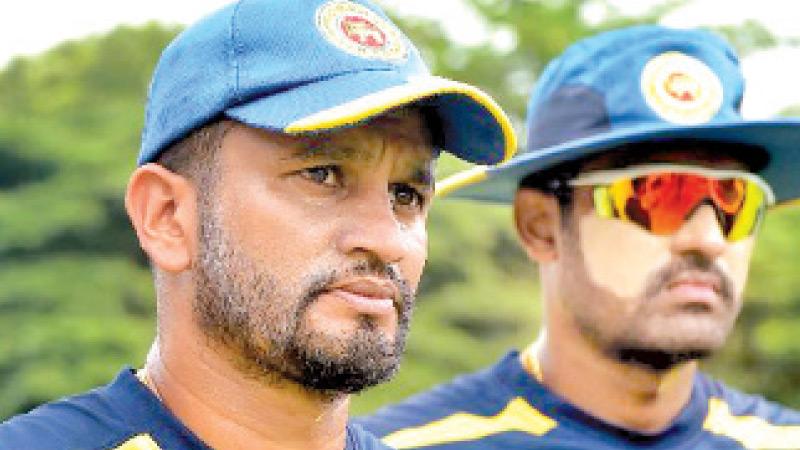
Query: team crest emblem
640 51 723 125
316 0 408 62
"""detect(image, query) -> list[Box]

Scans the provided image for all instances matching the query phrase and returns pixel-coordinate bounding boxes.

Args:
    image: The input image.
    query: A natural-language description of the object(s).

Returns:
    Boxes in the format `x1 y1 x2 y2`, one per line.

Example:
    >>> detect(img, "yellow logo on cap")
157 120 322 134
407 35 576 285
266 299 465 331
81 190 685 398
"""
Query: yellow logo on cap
641 51 723 125
316 0 408 62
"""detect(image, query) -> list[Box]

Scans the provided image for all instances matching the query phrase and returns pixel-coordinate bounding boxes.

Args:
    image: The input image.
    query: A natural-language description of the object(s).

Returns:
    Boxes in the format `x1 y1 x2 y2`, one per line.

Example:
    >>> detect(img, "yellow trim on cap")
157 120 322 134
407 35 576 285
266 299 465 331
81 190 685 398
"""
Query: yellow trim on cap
284 75 516 164
113 434 162 450
772 196 800 210
435 166 489 198
382 397 557 449
703 398 800 449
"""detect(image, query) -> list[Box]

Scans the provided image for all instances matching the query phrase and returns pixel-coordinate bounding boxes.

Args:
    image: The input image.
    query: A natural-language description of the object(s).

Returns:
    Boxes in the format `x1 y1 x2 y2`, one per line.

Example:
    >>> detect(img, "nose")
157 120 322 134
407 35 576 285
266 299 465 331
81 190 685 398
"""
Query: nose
670 204 727 258
335 187 411 266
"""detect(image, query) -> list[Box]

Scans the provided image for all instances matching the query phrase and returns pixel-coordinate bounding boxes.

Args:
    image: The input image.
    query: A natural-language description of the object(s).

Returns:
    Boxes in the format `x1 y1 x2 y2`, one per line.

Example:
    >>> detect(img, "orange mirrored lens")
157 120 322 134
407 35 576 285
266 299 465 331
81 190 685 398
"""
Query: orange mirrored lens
710 178 745 214
605 173 754 238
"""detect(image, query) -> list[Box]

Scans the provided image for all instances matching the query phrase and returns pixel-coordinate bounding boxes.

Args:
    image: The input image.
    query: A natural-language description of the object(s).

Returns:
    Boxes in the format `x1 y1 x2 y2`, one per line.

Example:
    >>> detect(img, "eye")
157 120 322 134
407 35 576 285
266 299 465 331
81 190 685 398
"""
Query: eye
299 165 342 187
390 183 426 211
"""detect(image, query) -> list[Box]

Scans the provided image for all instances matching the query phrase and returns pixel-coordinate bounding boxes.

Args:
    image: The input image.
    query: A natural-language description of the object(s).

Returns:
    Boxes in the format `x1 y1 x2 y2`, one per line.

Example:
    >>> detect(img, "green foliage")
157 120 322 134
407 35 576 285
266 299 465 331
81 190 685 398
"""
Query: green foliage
1 0 799 422
712 20 779 56
0 23 178 417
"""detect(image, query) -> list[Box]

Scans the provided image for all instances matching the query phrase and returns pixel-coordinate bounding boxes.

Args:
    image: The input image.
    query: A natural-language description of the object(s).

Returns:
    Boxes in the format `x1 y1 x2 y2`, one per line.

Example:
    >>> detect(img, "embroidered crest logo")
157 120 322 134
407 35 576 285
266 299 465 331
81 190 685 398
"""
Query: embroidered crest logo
316 0 407 62
641 51 723 125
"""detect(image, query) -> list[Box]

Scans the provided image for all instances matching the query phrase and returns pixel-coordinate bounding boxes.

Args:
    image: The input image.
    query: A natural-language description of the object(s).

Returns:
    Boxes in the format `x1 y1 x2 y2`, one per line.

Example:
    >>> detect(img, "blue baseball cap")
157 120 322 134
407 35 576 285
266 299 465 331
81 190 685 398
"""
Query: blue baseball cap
441 25 800 204
138 0 516 166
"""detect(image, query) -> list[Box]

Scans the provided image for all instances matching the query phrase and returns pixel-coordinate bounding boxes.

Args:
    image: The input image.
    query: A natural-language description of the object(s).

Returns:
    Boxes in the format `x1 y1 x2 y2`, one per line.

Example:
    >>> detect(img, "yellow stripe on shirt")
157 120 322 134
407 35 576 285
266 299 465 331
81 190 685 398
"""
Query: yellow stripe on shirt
382 397 557 449
703 397 800 449
113 434 163 450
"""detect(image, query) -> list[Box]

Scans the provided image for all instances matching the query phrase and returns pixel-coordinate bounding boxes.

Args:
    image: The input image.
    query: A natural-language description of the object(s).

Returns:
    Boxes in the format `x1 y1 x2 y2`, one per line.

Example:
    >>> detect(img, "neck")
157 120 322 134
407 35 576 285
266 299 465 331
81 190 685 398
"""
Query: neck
143 326 350 450
527 327 697 434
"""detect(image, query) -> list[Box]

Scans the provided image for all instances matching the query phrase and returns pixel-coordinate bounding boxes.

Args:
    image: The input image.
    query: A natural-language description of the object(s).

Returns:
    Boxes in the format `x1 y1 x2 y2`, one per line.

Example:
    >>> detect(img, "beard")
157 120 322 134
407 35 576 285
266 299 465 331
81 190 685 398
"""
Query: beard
567 246 740 373
192 201 413 395
605 253 737 371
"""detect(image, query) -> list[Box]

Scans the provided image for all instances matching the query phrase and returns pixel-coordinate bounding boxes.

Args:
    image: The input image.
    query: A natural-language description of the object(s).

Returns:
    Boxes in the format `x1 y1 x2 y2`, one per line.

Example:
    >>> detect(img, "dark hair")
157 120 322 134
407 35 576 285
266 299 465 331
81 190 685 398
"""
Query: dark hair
156 120 234 183
518 160 580 209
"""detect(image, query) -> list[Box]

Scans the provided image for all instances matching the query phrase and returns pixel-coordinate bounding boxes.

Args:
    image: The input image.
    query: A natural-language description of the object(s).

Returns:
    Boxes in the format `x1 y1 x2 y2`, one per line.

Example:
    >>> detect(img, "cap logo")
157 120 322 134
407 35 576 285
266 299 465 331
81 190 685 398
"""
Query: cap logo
641 51 723 125
341 15 385 48
316 0 408 62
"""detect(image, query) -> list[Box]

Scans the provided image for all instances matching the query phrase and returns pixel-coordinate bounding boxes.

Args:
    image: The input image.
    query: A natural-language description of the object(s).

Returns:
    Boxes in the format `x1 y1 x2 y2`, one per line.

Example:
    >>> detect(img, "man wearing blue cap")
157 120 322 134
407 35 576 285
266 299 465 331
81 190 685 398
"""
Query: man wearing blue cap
359 25 800 449
0 1 514 449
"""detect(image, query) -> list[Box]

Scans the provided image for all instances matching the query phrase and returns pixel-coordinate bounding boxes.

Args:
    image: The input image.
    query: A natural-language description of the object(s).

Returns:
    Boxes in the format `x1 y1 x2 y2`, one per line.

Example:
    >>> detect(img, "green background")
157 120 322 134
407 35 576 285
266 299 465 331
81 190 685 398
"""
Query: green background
1 0 800 419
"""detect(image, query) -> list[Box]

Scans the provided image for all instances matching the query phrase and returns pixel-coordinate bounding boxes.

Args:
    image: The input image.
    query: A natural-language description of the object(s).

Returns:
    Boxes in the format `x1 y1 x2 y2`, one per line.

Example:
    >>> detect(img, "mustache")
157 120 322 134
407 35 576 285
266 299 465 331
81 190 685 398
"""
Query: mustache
298 257 413 312
644 253 735 304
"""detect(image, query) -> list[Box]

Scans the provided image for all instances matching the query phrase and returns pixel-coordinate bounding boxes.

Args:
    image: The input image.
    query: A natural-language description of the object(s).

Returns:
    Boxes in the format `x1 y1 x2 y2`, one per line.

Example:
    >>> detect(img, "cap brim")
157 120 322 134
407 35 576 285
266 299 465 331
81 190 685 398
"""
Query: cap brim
442 119 800 205
226 72 515 165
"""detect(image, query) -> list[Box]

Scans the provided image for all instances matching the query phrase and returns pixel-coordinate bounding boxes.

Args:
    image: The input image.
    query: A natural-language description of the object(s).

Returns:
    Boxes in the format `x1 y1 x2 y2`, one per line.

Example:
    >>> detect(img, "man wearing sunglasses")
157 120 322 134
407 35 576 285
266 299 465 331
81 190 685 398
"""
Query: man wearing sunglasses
358 25 800 449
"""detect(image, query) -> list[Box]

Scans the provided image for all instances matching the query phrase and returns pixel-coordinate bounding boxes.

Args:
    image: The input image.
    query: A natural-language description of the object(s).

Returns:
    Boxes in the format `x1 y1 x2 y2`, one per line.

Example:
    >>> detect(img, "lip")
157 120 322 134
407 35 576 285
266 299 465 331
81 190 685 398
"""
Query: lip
668 271 722 292
665 272 723 307
322 277 400 316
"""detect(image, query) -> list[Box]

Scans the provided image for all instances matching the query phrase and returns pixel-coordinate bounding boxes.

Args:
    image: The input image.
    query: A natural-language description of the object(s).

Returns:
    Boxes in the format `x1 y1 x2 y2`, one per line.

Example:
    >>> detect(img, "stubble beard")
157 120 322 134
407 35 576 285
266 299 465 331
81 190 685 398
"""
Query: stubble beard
192 201 413 395
564 231 740 372
607 253 739 371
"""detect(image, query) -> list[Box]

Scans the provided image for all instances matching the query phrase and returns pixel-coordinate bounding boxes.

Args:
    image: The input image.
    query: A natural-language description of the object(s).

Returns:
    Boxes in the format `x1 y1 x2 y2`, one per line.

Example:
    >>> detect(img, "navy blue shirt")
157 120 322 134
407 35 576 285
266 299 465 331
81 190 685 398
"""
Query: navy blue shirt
1 368 391 450
358 351 800 449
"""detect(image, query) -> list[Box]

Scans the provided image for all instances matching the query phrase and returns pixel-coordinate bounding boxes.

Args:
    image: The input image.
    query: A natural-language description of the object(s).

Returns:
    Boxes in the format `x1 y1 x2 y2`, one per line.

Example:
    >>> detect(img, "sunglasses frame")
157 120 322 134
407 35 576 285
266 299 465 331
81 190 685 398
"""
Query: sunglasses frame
568 164 775 206
565 163 774 241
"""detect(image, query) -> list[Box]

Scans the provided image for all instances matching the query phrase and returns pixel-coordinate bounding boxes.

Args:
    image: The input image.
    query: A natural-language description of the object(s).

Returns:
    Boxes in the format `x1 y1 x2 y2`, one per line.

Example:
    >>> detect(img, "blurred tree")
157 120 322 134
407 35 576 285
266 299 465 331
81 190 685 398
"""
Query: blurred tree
0 23 178 418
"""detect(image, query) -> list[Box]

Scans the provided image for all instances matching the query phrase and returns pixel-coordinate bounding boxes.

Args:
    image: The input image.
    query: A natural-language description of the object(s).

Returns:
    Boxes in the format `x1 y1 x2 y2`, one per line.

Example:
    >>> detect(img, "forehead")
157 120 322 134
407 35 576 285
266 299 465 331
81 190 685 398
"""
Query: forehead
579 141 764 173
222 108 436 164
291 108 434 158
366 107 432 143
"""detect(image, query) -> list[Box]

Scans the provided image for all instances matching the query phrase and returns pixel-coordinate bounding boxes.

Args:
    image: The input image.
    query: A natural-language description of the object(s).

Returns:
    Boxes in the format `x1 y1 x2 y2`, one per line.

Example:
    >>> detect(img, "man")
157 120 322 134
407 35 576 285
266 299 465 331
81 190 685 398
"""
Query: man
359 25 800 449
0 1 515 449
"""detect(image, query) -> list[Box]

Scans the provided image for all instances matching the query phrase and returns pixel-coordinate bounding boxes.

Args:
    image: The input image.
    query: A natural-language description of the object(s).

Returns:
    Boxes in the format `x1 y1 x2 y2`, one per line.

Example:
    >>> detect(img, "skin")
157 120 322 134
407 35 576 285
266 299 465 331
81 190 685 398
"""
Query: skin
125 112 434 450
514 150 756 433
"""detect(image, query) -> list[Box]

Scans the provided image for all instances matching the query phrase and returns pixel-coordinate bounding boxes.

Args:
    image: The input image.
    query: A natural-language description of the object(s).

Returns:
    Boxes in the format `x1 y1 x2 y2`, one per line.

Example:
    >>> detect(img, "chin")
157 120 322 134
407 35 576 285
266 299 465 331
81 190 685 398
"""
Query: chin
609 331 729 372
633 315 732 351
611 346 711 372
289 321 404 393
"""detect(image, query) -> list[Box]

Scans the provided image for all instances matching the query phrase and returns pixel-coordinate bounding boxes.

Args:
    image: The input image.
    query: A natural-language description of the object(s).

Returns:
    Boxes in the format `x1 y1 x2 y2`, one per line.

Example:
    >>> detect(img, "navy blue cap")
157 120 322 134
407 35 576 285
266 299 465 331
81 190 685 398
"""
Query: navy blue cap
440 25 800 204
139 0 516 166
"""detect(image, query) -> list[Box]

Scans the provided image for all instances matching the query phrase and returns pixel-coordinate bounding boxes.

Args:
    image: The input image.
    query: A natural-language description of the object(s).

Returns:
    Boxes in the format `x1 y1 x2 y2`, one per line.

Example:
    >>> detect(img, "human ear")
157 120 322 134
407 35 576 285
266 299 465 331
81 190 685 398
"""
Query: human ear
513 188 560 263
125 163 197 272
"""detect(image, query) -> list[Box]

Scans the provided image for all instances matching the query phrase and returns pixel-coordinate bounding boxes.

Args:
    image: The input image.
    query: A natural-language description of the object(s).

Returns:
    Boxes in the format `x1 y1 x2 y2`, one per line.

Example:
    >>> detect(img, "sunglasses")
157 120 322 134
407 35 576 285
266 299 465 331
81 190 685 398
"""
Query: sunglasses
569 164 775 241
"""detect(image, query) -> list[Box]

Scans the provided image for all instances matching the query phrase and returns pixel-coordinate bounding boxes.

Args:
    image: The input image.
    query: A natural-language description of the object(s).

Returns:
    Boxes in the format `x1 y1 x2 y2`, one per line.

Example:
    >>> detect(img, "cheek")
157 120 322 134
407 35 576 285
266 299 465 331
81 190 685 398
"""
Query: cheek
401 220 428 289
577 214 671 299
724 239 754 297
215 180 330 266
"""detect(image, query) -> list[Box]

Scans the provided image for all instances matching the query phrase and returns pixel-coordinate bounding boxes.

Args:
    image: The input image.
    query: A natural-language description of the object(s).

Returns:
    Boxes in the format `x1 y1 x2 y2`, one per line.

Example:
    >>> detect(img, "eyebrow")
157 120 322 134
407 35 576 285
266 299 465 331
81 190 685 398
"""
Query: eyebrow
411 164 435 190
285 141 378 162
287 139 436 187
